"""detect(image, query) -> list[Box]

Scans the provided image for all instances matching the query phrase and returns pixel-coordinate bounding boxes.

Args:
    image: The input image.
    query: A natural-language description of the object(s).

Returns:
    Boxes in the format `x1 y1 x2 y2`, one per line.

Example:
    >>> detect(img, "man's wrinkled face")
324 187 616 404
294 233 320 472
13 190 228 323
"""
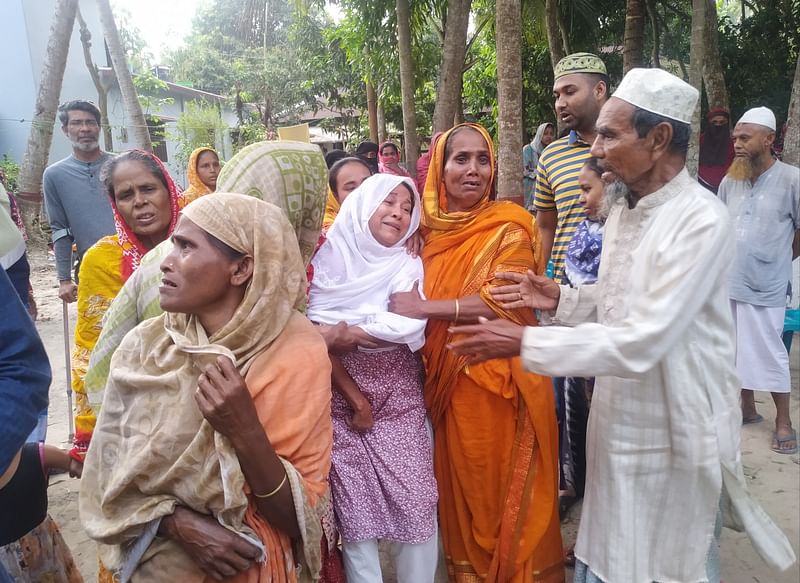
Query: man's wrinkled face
590 98 653 190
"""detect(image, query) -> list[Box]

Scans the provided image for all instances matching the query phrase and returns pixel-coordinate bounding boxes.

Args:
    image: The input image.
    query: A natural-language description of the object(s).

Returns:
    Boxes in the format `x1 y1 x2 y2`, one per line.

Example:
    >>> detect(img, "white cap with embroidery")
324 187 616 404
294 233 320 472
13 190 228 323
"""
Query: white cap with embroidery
612 68 699 124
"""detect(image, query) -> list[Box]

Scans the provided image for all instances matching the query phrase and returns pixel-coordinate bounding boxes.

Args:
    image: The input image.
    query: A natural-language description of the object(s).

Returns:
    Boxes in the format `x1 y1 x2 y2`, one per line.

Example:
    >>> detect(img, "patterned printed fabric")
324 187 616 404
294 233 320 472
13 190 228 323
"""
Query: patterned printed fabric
534 131 591 282
0 516 84 583
563 220 604 286
181 146 216 205
70 151 183 462
83 141 328 418
330 348 437 544
79 195 332 582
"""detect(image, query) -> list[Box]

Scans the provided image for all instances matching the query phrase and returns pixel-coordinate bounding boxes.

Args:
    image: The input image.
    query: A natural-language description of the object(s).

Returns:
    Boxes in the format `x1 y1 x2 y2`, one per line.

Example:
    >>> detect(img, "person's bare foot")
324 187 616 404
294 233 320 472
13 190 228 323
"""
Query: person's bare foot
740 389 759 421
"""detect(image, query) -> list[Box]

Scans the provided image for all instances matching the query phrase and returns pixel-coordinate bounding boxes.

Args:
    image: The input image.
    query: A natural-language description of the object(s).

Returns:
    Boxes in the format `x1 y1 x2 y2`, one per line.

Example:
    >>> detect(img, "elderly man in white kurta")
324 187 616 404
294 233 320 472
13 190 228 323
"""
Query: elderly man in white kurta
448 68 795 583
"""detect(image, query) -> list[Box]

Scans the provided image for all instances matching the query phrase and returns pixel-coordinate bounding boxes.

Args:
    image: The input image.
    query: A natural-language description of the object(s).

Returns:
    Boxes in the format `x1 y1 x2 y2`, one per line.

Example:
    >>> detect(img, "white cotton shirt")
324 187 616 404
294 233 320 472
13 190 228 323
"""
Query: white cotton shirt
718 160 800 308
520 169 796 583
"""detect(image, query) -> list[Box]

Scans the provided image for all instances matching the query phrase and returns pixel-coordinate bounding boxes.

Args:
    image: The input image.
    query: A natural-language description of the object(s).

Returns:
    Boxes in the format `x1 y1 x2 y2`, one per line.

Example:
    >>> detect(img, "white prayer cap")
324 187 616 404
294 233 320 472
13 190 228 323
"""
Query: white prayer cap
737 106 776 131
612 68 698 124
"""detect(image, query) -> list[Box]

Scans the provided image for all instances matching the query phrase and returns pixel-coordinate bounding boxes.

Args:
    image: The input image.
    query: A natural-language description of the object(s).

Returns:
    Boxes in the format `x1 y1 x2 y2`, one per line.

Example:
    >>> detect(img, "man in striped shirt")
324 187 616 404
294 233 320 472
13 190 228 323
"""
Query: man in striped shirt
535 53 609 282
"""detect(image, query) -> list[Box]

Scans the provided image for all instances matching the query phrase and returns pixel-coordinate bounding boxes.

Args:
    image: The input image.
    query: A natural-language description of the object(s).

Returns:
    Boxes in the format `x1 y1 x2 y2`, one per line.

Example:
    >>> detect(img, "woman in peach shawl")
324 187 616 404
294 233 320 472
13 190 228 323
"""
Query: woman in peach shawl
80 193 332 583
389 123 563 582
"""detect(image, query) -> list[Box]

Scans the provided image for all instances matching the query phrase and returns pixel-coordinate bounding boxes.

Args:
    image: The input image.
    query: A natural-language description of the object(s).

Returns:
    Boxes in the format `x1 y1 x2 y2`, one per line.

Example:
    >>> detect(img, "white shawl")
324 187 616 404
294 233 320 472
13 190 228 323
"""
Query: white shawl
308 174 427 351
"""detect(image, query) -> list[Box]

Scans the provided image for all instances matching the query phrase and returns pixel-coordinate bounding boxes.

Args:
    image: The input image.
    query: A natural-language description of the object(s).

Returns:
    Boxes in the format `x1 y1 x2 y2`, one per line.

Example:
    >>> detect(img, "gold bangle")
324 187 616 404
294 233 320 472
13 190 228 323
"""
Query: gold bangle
454 298 460 324
253 473 287 499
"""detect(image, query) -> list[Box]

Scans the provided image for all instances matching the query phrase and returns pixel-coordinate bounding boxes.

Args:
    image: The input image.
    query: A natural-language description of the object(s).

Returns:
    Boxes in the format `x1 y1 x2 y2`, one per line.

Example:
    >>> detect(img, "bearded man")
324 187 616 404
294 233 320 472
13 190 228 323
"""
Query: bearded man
448 69 796 582
719 106 800 455
698 107 735 193
43 100 115 303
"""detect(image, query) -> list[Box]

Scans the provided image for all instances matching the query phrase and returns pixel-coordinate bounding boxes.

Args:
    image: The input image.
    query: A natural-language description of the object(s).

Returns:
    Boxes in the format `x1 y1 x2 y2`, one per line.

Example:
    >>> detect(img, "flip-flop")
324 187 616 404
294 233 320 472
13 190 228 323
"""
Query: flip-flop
742 414 764 425
771 430 798 455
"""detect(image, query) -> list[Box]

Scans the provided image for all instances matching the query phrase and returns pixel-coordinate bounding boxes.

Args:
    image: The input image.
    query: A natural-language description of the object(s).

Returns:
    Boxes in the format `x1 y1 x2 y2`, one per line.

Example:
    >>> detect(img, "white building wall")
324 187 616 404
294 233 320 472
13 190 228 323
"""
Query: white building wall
0 0 107 166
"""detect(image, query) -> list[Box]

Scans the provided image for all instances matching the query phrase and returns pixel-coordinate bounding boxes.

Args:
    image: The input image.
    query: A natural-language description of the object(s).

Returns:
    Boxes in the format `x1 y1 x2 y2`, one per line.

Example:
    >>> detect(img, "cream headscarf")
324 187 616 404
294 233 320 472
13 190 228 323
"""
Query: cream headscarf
79 194 309 576
308 174 427 351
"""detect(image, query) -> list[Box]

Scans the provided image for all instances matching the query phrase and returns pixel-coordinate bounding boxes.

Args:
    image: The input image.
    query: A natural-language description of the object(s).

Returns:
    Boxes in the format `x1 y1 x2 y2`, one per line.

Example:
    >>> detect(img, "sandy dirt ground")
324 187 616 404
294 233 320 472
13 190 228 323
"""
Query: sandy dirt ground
26 248 798 583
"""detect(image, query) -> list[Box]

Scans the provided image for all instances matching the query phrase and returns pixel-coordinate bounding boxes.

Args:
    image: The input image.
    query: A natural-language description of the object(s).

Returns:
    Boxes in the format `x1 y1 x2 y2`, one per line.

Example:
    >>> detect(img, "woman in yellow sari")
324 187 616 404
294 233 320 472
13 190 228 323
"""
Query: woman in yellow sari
182 147 221 205
389 123 563 582
70 150 182 462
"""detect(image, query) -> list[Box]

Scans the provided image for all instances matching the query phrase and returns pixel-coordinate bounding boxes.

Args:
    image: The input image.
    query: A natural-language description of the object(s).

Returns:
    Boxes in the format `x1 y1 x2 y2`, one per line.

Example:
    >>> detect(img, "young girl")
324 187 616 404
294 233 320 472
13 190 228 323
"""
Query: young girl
0 444 83 582
308 174 438 583
564 156 608 287
560 157 612 531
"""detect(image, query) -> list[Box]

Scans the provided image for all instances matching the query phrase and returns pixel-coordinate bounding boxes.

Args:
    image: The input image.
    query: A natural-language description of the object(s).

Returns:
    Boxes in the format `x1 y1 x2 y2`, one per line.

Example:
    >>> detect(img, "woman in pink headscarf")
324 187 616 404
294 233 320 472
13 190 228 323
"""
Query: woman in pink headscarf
378 141 411 177
414 132 443 193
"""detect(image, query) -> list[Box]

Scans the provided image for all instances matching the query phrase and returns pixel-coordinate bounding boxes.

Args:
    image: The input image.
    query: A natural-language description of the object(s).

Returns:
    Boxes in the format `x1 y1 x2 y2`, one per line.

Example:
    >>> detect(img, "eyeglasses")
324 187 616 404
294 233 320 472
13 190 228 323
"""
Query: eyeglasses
68 119 99 128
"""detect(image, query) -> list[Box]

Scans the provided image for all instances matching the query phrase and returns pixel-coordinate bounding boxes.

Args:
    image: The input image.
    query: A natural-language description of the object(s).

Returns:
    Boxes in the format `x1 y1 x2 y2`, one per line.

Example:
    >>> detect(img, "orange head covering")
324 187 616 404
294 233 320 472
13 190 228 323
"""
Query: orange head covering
422 123 496 232
182 146 218 205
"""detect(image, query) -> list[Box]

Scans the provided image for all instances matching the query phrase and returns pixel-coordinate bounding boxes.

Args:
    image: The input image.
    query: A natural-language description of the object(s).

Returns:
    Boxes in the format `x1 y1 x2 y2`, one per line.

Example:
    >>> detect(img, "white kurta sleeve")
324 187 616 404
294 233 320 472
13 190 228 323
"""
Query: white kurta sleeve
521 202 732 378
551 284 598 325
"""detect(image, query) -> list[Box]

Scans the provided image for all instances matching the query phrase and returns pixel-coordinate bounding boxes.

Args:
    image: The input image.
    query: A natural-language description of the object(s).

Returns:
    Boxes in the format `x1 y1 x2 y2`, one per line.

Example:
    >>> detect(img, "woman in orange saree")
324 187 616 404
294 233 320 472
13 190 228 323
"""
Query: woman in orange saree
389 123 563 583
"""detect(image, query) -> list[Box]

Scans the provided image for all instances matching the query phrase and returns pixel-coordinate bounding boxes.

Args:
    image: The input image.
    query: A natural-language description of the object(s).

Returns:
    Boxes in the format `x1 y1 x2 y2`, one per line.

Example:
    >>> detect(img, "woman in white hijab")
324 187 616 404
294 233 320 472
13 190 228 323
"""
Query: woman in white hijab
308 174 439 583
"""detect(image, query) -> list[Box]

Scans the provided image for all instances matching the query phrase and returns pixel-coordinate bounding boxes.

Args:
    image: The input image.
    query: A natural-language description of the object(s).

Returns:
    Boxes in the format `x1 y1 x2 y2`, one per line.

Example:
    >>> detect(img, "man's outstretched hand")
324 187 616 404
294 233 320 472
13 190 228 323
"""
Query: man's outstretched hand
491 270 560 311
448 317 525 363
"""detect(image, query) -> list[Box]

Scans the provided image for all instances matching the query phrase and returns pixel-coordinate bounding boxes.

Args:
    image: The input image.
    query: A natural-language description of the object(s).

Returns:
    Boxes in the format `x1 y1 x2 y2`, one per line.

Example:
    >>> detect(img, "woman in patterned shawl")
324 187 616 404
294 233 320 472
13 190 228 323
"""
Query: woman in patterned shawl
80 193 333 583
70 150 182 463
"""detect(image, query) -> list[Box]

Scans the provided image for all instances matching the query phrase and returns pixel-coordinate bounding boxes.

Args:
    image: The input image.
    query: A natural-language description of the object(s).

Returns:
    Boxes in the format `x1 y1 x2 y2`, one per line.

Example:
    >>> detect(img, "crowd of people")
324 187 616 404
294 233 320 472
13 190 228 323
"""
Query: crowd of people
1 53 798 583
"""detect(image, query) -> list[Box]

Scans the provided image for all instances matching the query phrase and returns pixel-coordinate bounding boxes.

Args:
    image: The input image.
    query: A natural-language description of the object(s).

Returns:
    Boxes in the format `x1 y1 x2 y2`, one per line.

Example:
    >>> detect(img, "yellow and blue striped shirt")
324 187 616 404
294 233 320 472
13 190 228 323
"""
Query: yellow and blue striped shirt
534 131 591 281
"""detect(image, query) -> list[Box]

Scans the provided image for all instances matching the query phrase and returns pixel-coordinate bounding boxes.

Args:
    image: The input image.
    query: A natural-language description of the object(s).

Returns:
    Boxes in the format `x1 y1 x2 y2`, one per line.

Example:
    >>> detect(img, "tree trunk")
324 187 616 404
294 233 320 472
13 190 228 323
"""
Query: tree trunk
687 0 706 176
96 0 152 151
76 7 112 151
366 81 379 143
432 0 471 133
783 55 800 167
702 0 728 111
495 0 524 205
395 0 419 178
377 99 387 144
623 0 646 72
454 70 466 125
545 0 566 69
646 0 661 67
16 0 79 248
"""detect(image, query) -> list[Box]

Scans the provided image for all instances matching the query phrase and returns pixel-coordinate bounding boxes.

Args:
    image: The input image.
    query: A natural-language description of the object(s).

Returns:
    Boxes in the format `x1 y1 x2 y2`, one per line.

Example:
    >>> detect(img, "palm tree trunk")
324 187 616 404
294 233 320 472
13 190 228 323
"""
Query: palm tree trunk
687 0 706 176
783 55 800 167
545 0 566 69
96 0 152 151
16 0 79 248
76 7 113 151
702 0 728 111
623 0 646 72
495 0 524 205
432 0 471 133
366 81 379 143
395 0 419 178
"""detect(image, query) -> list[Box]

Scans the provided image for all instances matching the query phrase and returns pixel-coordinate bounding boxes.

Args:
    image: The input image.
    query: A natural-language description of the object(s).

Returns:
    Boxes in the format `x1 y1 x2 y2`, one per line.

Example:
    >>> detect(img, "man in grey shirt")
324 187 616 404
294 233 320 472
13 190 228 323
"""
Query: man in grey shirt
719 106 800 455
43 100 115 303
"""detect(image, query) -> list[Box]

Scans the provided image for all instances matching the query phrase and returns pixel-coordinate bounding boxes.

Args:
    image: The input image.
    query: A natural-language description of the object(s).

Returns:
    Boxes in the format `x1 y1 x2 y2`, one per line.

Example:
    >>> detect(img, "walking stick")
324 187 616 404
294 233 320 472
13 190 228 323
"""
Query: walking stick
62 299 74 442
